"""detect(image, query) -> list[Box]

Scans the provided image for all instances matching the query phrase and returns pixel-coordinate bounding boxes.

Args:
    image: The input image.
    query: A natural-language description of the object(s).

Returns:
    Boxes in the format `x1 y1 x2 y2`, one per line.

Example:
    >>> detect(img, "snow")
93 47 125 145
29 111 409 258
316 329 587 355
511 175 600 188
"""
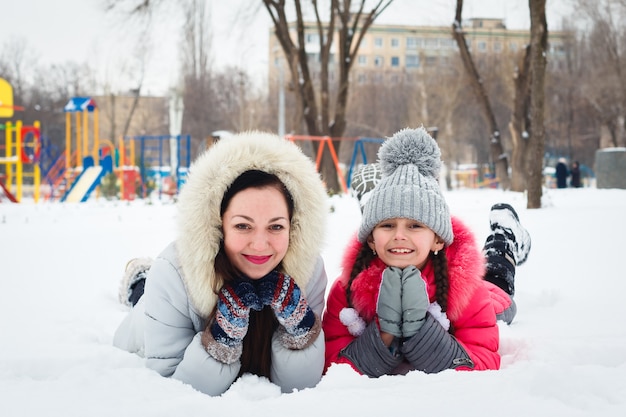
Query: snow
1 187 625 417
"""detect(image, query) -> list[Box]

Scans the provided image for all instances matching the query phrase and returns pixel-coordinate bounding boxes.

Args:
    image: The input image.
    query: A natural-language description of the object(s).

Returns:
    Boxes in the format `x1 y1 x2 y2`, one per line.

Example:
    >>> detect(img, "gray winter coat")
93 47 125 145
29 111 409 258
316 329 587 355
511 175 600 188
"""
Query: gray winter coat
114 132 329 396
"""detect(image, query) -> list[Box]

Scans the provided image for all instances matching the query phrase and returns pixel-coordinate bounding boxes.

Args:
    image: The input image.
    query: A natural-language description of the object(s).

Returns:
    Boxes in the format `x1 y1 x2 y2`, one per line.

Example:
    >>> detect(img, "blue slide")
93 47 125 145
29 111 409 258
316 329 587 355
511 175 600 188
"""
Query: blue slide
61 155 112 202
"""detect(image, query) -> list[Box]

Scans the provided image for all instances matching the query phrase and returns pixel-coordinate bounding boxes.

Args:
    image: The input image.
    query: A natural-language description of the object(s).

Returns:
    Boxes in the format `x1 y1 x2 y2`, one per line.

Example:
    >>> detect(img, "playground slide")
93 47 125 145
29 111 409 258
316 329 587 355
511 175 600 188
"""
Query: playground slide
63 166 104 203
0 179 18 203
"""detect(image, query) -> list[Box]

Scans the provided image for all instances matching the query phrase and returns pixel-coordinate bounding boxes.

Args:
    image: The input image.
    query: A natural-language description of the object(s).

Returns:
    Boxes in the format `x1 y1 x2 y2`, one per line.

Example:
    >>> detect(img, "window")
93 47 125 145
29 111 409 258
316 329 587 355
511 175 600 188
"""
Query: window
306 52 319 62
306 34 319 44
374 37 383 48
494 42 502 53
424 38 439 49
406 54 420 68
425 56 438 66
358 55 367 66
374 56 384 67
391 56 400 67
407 37 422 49
509 42 518 53
477 41 487 52
439 38 455 49
391 38 400 48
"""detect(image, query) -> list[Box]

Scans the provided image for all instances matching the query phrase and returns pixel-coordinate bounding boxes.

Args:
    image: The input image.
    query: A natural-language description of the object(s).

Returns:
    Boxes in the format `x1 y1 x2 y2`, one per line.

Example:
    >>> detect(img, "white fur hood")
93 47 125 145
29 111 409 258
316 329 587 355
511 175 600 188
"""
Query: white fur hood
175 131 328 317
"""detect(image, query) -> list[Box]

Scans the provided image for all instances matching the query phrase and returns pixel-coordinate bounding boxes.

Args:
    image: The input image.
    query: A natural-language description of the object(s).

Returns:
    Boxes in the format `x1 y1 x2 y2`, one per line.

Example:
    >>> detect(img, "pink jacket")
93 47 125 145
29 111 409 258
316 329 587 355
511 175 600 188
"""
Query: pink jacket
323 217 511 373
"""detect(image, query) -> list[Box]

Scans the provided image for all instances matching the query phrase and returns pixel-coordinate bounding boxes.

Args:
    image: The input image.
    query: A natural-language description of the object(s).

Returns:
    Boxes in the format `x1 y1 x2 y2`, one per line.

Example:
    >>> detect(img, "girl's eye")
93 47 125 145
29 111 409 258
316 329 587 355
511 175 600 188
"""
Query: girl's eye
379 222 394 229
409 223 423 229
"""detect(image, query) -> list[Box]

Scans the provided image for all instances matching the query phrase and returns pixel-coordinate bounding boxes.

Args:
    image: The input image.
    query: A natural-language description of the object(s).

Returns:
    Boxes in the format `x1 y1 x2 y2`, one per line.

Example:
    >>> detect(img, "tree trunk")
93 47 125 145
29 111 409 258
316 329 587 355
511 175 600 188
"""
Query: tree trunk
526 0 548 208
509 45 531 192
452 0 510 189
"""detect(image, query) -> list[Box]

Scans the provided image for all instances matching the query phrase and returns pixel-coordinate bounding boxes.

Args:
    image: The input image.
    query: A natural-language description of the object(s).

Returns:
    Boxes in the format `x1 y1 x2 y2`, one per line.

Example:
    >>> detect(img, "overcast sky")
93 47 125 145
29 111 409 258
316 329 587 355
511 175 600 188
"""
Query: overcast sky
2 0 573 95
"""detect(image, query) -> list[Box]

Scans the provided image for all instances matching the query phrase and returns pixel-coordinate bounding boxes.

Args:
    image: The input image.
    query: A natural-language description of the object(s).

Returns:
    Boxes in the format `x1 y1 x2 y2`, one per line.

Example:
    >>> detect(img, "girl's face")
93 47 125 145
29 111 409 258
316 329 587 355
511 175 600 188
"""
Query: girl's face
368 218 444 270
222 186 291 279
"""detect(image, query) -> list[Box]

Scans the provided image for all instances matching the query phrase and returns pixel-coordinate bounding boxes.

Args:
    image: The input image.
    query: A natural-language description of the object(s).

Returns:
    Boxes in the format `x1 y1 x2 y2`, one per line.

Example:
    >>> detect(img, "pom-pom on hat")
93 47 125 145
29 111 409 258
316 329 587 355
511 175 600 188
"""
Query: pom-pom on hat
358 127 453 246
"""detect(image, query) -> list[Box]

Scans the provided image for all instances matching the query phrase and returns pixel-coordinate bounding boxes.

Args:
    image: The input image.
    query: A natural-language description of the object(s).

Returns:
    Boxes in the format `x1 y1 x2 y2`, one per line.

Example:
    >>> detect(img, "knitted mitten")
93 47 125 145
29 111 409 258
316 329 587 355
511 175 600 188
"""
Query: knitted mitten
399 266 429 339
257 271 320 349
377 267 403 338
202 280 259 364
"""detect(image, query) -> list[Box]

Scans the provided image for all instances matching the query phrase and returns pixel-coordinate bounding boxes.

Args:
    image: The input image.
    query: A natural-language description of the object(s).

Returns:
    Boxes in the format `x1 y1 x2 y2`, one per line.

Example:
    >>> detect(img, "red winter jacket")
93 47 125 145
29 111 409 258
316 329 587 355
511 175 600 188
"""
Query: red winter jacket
323 217 511 374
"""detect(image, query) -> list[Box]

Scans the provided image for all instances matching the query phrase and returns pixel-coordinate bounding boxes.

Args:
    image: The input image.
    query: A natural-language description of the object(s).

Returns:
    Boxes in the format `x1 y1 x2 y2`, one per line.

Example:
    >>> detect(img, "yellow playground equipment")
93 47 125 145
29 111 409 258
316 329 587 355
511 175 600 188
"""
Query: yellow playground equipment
1 77 41 203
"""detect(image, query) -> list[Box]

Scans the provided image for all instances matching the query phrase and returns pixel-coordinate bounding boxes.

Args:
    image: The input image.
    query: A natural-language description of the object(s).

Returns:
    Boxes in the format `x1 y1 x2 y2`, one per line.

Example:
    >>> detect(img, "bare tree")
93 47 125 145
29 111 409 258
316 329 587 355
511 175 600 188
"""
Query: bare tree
451 0 510 190
509 45 532 192
575 0 626 148
263 0 393 192
526 0 548 208
0 37 37 103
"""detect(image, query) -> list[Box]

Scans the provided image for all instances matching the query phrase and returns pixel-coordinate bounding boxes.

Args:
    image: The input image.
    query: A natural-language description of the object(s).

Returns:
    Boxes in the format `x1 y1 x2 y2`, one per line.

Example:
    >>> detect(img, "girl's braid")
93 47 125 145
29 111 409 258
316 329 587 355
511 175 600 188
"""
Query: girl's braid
432 250 450 313
345 245 376 308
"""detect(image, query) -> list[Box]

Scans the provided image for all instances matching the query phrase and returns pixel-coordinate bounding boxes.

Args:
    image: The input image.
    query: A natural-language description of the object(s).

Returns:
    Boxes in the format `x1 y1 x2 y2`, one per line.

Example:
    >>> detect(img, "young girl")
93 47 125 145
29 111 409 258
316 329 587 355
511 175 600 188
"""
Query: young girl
323 127 531 377
113 132 329 396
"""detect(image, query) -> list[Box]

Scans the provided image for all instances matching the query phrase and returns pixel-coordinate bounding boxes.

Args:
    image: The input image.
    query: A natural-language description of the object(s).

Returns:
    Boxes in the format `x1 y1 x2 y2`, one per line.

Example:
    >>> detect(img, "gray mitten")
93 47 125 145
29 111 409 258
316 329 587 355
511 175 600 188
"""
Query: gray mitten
377 267 403 337
400 265 430 338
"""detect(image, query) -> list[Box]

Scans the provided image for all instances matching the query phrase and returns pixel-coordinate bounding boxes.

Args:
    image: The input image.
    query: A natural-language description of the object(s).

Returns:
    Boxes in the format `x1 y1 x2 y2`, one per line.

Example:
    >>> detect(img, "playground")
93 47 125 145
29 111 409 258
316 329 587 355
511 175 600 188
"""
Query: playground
1 77 191 204
2 75 500 205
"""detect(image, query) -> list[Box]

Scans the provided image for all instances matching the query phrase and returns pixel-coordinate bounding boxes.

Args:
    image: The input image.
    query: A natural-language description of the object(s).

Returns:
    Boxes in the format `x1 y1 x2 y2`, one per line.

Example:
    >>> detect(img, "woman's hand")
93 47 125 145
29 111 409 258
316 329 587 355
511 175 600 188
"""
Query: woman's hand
202 279 260 363
256 271 320 349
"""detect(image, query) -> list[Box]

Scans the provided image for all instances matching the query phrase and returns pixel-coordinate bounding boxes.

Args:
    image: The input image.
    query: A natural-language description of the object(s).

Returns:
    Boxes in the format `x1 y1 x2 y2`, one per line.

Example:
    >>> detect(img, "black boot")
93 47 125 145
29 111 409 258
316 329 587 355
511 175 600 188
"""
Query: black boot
484 233 517 295
118 257 153 307
483 204 531 296
489 203 531 266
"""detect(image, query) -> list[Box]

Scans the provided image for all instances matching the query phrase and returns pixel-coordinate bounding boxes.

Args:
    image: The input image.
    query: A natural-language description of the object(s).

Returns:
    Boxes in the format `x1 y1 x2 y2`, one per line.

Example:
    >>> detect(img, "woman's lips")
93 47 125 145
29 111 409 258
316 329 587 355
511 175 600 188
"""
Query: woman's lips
245 255 272 264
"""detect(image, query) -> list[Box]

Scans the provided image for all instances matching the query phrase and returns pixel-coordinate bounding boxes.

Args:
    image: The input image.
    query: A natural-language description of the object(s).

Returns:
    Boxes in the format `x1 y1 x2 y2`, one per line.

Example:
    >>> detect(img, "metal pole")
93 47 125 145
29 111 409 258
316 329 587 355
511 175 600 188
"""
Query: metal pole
278 62 285 138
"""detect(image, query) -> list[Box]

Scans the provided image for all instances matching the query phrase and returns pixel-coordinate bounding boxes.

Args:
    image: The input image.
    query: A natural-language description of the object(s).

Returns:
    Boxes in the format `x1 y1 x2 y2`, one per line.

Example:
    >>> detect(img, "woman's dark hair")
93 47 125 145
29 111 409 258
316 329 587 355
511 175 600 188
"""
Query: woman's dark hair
220 170 294 219
345 246 452 332
212 169 294 378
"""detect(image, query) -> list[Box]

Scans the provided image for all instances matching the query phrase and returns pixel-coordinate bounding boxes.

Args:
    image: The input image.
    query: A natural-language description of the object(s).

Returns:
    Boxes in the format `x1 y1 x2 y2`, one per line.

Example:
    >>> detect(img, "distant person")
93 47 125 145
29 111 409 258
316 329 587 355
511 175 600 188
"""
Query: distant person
323 127 532 377
555 158 569 189
570 161 582 188
113 132 329 396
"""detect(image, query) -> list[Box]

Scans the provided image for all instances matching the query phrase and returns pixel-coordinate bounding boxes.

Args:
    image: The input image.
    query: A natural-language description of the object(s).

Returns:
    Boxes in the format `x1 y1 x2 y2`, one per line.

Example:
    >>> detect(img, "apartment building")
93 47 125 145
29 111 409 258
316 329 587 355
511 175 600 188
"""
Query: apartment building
269 18 570 86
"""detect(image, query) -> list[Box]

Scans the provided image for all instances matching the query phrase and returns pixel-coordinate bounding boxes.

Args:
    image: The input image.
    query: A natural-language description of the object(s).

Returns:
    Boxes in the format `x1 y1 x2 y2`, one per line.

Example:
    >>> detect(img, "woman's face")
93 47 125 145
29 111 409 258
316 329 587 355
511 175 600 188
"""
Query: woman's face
368 217 444 270
222 186 291 279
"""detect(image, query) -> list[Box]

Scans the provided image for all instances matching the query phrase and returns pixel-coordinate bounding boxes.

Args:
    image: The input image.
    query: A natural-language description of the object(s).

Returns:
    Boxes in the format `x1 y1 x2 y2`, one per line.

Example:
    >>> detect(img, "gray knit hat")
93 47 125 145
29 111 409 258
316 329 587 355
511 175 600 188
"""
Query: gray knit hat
358 127 453 246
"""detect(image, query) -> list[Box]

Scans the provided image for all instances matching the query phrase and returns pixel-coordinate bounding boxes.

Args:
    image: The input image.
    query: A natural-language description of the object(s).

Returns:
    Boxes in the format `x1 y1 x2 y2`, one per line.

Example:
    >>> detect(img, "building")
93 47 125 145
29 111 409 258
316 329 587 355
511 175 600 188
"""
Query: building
269 18 570 86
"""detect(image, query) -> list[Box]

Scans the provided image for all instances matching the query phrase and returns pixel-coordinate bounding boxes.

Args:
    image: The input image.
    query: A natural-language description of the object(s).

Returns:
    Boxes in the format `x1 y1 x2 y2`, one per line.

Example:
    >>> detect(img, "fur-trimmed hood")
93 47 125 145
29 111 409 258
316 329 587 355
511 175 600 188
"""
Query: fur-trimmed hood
175 131 328 318
339 216 486 323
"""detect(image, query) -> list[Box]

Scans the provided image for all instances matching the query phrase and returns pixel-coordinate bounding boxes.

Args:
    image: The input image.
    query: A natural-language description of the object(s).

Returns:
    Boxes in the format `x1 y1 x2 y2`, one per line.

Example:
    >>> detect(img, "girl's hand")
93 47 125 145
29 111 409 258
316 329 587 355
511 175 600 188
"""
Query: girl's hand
377 267 403 338
400 266 429 338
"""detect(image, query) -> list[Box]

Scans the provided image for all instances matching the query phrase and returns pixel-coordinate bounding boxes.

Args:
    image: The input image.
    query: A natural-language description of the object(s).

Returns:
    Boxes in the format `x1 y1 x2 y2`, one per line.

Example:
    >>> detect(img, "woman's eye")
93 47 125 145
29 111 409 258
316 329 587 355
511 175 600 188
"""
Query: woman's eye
234 223 251 230
269 224 285 231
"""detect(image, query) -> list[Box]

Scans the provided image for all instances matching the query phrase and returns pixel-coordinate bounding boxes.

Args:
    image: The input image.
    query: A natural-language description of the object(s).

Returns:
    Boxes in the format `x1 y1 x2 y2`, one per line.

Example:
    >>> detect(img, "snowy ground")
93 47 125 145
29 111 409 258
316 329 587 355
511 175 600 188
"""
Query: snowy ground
1 187 625 417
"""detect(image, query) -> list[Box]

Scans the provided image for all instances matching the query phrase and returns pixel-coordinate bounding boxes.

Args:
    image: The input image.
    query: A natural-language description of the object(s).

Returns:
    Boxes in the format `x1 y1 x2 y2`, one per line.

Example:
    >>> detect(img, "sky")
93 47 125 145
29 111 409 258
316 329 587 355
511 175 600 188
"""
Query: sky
1 0 574 96
1 184 625 416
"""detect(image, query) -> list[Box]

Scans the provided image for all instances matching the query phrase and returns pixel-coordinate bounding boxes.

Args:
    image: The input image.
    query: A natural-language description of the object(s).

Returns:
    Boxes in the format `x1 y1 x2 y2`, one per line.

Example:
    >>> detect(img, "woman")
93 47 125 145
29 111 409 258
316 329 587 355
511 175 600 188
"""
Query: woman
113 131 329 396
